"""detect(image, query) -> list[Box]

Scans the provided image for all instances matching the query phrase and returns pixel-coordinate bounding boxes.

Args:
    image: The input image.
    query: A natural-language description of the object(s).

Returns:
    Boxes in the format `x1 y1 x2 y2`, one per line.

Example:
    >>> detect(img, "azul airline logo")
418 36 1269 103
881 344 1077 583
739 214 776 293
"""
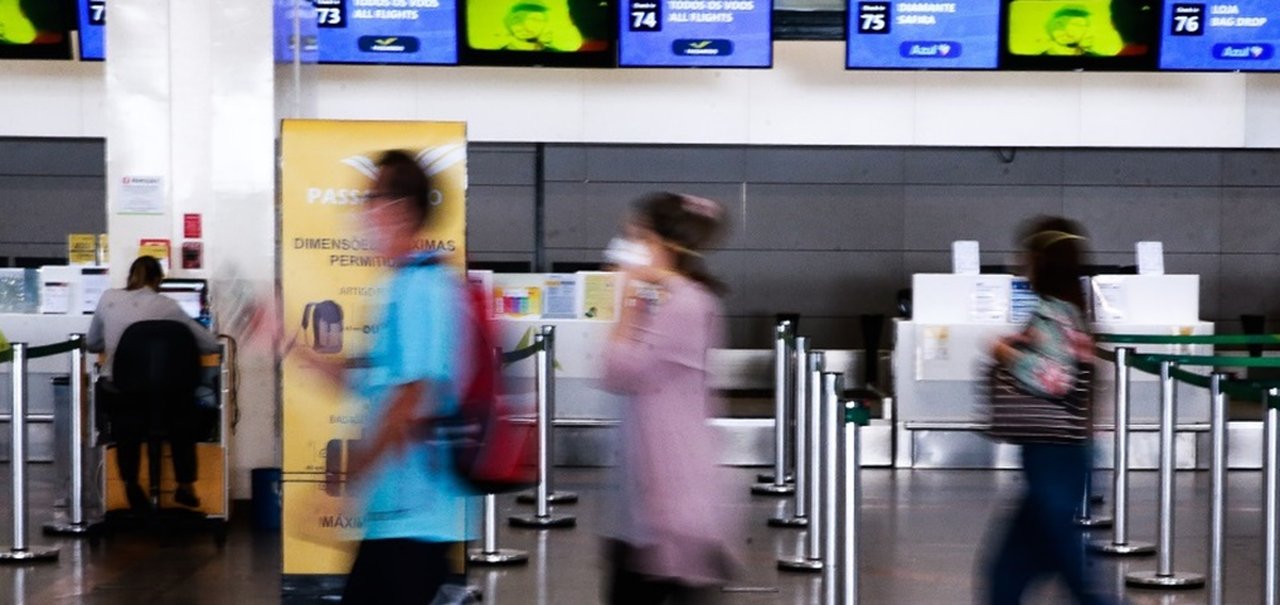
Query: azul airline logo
899 41 961 58
1213 43 1273 60
358 35 421 53
673 38 733 56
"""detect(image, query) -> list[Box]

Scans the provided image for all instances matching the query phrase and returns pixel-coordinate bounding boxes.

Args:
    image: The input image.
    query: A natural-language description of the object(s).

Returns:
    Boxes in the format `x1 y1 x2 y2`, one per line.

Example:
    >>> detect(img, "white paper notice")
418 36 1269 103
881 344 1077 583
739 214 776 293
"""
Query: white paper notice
543 274 578 319
922 326 950 361
80 269 109 314
970 277 1010 323
1092 276 1127 323
41 283 71 314
1136 241 1165 275
118 176 166 215
952 240 981 275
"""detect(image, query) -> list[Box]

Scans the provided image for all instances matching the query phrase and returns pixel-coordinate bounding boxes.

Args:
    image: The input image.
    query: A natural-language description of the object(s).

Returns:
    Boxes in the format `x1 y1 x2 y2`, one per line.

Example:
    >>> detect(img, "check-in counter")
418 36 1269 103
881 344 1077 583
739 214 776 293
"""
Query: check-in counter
894 273 1213 469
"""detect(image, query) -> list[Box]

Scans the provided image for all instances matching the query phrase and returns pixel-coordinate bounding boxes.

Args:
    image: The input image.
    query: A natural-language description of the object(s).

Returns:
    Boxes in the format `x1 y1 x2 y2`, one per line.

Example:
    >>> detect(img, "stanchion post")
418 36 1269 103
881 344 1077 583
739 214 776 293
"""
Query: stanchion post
518 326 577 506
1208 372 1229 605
0 343 59 563
770 336 810 529
1265 389 1278 605
1125 360 1204 588
820 372 848 605
779 351 825 572
1092 346 1155 555
509 329 575 529
470 494 529 565
754 320 795 495
1074 470 1112 528
843 391 862 605
44 334 92 537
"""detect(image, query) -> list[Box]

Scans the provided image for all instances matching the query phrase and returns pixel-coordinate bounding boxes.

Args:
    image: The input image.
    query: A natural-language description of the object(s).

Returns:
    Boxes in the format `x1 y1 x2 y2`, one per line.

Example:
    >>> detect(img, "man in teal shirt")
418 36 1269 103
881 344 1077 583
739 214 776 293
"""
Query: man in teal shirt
338 150 474 604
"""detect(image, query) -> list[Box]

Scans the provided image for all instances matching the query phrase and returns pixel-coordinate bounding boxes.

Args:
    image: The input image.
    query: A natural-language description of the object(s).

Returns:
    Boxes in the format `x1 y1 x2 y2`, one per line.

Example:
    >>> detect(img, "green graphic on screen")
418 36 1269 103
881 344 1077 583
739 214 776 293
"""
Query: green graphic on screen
467 0 587 51
0 0 39 44
1007 0 1132 56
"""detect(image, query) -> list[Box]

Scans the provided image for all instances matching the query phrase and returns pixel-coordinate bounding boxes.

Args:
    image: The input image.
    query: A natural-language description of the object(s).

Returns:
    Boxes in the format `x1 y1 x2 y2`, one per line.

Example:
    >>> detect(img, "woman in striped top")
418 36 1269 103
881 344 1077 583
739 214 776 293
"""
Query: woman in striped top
982 217 1117 605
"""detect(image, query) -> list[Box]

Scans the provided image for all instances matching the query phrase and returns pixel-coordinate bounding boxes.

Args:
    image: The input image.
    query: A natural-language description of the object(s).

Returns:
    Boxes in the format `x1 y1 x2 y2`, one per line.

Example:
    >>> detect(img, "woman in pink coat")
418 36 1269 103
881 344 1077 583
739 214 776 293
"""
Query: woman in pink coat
602 192 738 605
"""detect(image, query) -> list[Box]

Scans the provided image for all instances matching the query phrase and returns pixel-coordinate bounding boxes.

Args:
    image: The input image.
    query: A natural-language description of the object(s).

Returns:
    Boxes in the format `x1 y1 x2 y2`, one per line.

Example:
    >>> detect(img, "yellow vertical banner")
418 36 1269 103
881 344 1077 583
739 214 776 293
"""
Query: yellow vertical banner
279 120 467 576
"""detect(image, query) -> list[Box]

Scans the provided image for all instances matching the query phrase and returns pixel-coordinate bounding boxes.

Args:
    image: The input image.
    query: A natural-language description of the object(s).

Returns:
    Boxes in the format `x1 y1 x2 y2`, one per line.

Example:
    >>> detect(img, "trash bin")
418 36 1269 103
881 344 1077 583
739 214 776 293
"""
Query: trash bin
251 467 282 532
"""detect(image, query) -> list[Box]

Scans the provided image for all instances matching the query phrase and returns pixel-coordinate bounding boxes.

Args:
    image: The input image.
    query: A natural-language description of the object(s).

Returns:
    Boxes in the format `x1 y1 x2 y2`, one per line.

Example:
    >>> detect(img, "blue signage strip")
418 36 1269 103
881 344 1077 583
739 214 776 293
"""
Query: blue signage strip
276 0 458 65
618 0 772 67
845 0 999 70
79 0 106 61
1160 2 1280 71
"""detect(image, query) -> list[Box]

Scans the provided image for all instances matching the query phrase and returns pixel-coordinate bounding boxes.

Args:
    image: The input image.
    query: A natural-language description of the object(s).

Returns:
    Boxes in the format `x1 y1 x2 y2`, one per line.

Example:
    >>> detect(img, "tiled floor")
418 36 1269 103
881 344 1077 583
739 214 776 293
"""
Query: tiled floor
0 464 1271 603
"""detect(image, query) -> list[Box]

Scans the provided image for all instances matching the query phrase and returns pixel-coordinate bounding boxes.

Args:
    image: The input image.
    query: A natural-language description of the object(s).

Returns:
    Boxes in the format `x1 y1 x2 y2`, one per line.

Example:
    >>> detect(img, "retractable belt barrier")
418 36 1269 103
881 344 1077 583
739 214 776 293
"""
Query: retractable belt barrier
0 336 90 565
1093 332 1280 604
824 372 869 605
756 327 869 603
509 325 577 528
753 320 796 496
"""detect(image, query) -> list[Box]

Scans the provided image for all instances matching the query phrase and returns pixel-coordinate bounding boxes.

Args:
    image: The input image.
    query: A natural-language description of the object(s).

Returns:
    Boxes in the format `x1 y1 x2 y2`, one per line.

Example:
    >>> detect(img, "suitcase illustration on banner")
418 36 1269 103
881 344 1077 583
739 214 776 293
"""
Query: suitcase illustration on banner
302 300 344 354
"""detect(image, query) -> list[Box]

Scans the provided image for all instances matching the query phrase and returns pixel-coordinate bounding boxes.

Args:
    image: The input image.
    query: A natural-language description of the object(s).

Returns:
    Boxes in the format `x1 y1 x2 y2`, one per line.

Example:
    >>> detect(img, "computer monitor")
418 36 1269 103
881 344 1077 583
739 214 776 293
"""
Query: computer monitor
159 279 209 323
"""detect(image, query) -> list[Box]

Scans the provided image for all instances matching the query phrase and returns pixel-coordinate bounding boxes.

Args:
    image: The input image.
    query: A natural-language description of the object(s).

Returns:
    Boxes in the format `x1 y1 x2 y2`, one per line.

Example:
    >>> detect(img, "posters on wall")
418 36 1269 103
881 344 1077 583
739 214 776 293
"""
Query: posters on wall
279 119 467 577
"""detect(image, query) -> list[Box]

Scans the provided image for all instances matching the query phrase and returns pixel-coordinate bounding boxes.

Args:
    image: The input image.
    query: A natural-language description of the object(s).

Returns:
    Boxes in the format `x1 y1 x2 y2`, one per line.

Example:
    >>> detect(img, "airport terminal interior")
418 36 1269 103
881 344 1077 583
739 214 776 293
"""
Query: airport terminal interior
4 0 1280 604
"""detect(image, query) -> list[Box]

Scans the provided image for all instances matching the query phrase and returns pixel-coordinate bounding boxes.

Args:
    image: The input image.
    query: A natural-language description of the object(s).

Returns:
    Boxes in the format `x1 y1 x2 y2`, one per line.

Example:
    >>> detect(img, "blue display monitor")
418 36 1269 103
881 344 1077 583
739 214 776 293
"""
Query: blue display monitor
275 0 459 65
1160 2 1280 71
78 0 104 61
617 0 772 67
846 0 1001 70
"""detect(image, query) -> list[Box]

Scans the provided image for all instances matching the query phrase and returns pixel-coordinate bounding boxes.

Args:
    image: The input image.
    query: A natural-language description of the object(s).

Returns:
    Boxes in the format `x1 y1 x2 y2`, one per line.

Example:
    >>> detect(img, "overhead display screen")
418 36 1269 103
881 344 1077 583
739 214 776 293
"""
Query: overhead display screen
275 0 320 63
459 0 616 67
618 0 772 67
1000 0 1160 70
846 0 1002 69
0 0 75 59
78 0 104 60
1159 2 1280 71
306 0 459 64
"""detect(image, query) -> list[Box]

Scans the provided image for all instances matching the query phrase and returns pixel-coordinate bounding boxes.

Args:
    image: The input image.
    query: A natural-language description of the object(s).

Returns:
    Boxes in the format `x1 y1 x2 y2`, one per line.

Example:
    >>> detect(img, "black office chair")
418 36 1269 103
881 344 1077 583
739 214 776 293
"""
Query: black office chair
94 319 229 547
111 320 203 510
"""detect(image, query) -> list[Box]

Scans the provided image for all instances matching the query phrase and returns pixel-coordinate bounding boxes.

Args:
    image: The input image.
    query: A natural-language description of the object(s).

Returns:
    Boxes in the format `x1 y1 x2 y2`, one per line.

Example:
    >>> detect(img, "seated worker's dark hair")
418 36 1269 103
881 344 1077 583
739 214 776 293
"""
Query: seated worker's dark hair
374 150 435 229
126 256 165 292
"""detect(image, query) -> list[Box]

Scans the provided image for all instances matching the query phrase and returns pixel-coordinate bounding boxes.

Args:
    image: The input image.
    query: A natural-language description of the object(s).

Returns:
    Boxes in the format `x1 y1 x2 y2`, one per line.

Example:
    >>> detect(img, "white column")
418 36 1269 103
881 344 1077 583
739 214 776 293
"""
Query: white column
106 0 277 497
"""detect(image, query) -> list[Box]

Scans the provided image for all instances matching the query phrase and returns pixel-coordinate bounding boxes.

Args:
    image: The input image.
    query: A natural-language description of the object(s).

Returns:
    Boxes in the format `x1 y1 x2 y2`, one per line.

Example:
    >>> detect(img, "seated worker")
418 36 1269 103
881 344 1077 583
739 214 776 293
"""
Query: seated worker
87 256 219 510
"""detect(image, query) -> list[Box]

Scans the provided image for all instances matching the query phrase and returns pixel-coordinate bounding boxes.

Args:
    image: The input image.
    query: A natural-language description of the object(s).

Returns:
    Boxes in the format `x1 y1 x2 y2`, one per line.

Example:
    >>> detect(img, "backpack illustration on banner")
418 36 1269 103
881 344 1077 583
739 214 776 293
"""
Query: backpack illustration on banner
302 300 343 354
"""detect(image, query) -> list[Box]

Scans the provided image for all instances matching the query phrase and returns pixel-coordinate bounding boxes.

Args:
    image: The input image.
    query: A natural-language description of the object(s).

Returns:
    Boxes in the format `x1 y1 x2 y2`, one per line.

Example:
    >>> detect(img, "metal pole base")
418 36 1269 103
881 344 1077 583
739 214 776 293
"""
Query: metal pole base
42 521 94 537
1125 571 1206 588
767 515 808 528
468 548 530 566
757 472 794 483
777 556 823 573
0 546 59 563
751 482 795 497
1089 540 1156 556
1074 515 1114 529
508 514 576 529
516 491 578 505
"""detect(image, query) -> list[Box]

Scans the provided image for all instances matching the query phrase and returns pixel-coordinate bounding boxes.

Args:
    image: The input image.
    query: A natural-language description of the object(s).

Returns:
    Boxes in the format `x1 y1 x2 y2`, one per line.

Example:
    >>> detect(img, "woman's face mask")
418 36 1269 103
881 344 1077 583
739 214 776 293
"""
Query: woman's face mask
603 236 652 268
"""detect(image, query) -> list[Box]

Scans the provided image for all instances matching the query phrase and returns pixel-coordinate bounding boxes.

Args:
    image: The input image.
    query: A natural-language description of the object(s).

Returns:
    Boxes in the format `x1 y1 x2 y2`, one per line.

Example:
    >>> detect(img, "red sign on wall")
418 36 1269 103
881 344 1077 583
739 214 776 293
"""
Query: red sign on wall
183 213 202 239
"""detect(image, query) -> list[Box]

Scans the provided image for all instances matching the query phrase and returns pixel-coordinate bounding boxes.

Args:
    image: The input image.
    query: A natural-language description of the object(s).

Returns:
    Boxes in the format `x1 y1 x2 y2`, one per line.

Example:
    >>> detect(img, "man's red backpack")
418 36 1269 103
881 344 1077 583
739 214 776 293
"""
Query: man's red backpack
415 257 539 495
